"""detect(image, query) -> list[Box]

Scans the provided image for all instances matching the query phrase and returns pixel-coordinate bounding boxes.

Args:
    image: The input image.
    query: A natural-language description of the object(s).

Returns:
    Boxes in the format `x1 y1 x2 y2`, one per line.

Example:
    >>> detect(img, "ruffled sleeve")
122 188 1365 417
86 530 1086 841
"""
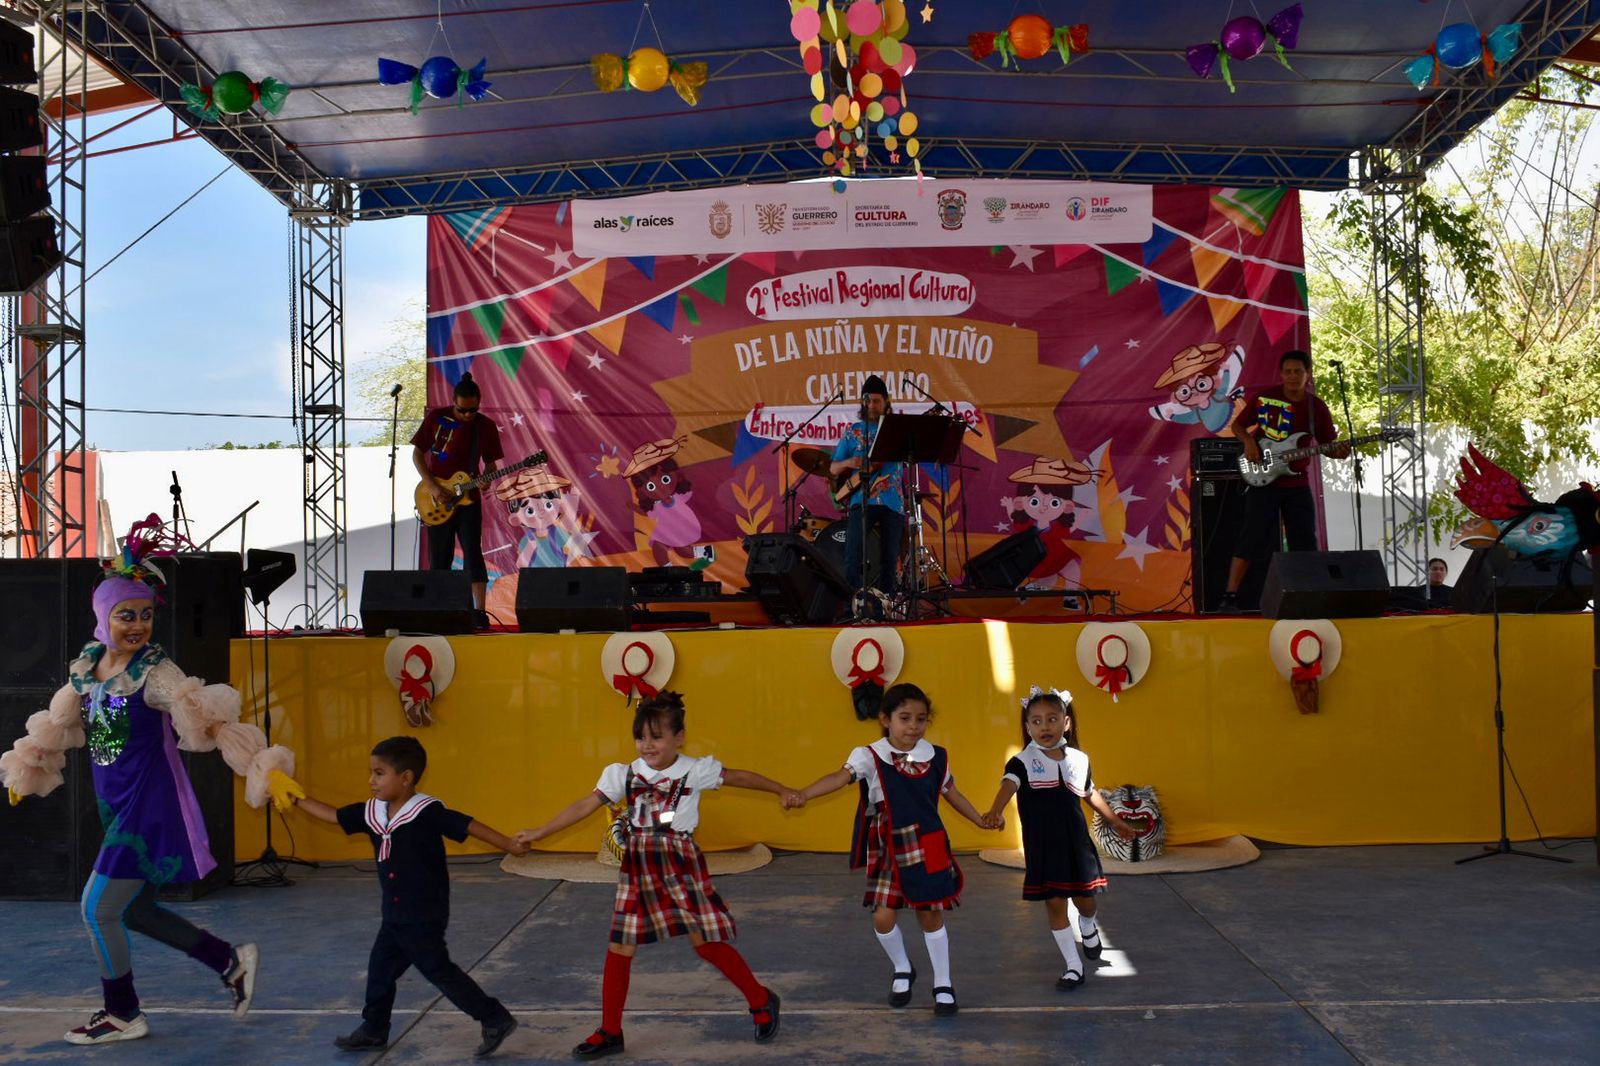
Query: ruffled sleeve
0 683 86 799
143 659 296 810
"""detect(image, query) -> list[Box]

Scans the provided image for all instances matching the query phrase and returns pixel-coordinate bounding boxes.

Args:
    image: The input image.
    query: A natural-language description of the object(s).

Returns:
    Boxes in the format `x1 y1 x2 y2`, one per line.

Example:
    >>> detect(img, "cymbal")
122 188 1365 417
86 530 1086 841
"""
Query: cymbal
791 447 834 477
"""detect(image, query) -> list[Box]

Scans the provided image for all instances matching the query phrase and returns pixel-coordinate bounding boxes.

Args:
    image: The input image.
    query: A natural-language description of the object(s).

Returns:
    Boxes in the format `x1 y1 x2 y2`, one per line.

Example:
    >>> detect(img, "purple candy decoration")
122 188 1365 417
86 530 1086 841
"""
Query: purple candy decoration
1266 3 1304 51
1186 41 1220 80
1220 16 1267 61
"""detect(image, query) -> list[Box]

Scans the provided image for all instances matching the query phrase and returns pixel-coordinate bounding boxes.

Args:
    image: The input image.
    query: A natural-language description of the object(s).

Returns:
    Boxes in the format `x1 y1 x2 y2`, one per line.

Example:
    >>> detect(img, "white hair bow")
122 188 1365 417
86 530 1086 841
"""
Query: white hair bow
1019 684 1072 710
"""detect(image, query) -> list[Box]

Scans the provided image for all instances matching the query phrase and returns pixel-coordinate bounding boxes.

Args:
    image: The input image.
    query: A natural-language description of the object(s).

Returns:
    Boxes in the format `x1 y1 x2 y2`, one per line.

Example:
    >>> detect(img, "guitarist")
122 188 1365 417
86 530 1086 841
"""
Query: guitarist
1219 350 1350 612
829 374 905 605
410 372 503 622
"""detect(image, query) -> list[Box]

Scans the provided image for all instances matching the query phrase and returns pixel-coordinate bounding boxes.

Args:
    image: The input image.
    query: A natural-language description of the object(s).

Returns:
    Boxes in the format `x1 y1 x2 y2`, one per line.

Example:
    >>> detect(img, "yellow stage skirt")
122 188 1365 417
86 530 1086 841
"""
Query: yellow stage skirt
232 614 1597 860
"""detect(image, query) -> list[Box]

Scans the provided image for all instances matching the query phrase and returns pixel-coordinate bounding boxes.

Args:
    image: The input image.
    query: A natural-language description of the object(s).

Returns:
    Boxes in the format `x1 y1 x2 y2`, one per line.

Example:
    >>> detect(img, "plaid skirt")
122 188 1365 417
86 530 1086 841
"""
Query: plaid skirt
610 829 737 945
860 812 959 912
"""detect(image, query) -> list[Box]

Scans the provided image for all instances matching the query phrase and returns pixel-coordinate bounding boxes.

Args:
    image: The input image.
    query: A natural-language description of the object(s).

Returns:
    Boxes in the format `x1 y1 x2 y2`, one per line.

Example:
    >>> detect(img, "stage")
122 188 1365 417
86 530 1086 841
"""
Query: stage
232 612 1598 863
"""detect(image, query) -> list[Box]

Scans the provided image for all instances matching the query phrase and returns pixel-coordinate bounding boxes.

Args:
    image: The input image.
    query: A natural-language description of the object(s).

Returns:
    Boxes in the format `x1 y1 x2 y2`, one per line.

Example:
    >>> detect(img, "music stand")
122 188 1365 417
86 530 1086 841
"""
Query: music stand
860 413 964 618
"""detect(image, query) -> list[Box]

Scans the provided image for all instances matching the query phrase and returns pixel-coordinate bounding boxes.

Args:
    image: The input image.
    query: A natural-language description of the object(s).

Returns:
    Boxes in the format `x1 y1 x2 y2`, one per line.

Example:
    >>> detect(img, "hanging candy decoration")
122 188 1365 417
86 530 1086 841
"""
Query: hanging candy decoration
1402 22 1522 90
1185 3 1302 92
590 48 710 106
378 56 491 114
968 15 1090 68
180 71 291 122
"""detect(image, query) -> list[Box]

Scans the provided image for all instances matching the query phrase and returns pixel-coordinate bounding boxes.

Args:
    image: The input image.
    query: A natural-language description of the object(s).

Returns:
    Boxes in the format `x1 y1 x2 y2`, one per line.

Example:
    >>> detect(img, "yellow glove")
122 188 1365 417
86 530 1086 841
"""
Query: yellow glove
7 786 22 807
267 769 306 812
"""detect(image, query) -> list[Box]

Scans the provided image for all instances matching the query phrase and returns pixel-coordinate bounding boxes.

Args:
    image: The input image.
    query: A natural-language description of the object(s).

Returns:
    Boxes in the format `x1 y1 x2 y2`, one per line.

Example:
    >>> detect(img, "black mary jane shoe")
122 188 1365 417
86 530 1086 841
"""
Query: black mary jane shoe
334 1027 389 1052
1080 927 1104 960
572 1029 625 1059
475 1015 518 1058
751 989 781 1042
932 986 959 1017
1055 968 1084 992
888 963 917 1008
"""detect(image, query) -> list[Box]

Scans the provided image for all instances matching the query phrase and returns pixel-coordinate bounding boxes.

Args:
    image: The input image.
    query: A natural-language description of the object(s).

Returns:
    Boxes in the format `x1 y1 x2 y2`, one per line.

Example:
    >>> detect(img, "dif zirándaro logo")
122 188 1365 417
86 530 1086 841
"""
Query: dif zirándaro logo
708 201 733 239
983 196 1007 222
1064 197 1088 222
755 203 786 236
936 189 967 231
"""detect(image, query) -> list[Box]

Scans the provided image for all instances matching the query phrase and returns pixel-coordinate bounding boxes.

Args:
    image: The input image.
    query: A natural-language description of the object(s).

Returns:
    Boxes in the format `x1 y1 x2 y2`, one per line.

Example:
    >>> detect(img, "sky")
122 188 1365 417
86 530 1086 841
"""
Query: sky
73 107 424 452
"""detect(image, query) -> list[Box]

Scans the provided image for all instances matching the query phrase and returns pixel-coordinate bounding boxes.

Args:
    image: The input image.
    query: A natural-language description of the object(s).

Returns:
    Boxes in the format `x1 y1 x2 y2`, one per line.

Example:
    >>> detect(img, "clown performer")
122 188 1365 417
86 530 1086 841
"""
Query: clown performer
624 436 705 567
0 515 299 1046
1000 457 1098 590
497 464 596 569
1147 342 1245 434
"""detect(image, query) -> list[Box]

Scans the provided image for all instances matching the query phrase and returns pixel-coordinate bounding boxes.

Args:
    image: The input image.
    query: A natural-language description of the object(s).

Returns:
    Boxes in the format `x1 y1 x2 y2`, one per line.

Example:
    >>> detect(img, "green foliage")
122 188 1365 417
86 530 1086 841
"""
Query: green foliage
352 300 428 445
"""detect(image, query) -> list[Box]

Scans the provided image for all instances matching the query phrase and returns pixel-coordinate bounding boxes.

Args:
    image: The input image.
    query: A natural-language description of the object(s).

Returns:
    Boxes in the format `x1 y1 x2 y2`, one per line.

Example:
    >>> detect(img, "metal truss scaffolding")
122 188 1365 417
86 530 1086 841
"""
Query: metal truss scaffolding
1359 148 1429 587
11 0 88 559
291 180 350 628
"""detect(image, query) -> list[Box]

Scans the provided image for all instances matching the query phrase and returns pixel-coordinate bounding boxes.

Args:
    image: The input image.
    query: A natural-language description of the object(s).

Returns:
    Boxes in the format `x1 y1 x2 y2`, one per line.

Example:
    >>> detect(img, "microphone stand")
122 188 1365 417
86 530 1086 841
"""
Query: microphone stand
1330 362 1362 551
900 376 975 600
769 385 844 532
388 383 403 570
169 471 193 546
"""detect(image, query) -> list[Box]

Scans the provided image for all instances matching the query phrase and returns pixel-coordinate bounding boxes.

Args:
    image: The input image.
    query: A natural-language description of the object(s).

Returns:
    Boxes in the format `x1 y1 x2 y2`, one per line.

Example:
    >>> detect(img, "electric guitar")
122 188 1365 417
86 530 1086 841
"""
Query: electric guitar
1237 428 1413 487
833 459 894 506
415 451 549 527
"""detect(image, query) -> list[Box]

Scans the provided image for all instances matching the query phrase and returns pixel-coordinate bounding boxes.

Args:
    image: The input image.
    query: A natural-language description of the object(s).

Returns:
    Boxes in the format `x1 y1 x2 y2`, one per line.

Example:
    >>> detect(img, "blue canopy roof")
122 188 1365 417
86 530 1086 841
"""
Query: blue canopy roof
78 1 1600 218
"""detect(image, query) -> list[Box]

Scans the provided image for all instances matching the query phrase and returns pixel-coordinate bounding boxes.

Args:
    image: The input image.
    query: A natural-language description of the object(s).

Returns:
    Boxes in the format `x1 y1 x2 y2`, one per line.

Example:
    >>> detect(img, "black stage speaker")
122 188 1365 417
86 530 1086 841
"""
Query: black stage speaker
0 214 62 294
964 527 1046 590
744 533 849 626
1261 550 1389 619
0 18 35 85
0 687 100 900
1451 548 1593 614
0 156 47 221
1191 476 1251 613
0 558 101 687
516 566 630 632
361 570 474 634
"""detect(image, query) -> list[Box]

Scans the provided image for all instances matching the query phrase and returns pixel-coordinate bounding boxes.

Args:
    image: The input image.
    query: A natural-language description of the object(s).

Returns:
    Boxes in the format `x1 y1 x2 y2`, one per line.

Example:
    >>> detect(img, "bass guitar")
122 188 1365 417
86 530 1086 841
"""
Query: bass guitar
415 451 549 527
832 460 893 506
1237 427 1413 487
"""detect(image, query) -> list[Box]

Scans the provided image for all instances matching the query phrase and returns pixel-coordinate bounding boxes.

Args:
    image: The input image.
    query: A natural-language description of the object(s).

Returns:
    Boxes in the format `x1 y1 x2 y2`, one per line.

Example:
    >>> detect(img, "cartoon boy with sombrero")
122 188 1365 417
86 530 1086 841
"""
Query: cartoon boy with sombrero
496 465 595 569
1000 456 1098 590
1148 342 1246 434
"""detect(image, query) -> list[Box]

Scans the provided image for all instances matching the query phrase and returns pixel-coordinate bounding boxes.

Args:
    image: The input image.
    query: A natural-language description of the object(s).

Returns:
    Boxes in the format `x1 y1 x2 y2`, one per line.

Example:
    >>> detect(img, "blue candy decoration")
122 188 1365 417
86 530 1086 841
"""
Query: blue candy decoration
1435 23 1481 70
378 56 492 114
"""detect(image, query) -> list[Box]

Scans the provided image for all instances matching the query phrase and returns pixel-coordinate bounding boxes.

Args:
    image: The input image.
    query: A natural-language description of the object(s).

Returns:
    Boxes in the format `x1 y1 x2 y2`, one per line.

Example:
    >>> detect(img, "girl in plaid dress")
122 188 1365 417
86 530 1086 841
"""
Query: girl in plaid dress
792 683 992 1016
516 692 800 1059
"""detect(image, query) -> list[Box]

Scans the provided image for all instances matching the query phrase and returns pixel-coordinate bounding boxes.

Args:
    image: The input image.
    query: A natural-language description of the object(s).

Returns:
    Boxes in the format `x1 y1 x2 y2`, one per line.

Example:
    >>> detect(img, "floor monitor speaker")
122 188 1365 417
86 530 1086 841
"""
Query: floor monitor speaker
744 533 849 626
1261 550 1389 619
361 570 474 634
516 567 631 632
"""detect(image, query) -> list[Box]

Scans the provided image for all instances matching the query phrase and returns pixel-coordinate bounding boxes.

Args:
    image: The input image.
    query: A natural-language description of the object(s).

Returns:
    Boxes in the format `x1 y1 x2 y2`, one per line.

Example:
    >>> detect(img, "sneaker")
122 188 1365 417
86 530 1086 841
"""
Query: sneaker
334 1026 389 1052
572 1028 625 1058
64 1010 149 1045
1216 591 1240 613
223 942 259 1016
475 1015 518 1058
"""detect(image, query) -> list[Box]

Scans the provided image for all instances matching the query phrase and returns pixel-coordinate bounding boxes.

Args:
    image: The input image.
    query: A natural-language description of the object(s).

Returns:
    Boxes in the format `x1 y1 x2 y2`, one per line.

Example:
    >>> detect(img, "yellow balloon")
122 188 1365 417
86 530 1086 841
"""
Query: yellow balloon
849 99 861 123
866 100 884 122
841 158 853 175
884 0 907 32
856 144 868 158
811 72 825 101
819 0 841 40
811 103 831 127
906 136 920 157
832 93 851 123
628 47 669 92
823 150 836 165
897 110 918 136
885 134 898 151
860 72 883 98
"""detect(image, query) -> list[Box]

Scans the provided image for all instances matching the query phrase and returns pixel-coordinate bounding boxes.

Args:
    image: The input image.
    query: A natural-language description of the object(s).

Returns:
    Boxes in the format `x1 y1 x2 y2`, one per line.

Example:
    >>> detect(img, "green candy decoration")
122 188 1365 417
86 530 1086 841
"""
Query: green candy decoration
180 71 292 122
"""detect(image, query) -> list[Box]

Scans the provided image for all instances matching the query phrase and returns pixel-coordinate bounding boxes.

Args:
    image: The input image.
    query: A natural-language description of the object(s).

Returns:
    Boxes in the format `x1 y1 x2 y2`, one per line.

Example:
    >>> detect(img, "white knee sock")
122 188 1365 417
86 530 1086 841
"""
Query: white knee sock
1052 927 1082 972
875 926 913 991
1078 913 1099 938
923 927 953 1001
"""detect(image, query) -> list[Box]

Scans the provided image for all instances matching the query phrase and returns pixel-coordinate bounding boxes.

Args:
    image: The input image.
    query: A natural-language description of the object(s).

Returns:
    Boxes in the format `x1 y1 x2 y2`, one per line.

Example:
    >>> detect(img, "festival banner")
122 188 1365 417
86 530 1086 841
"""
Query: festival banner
425 181 1312 618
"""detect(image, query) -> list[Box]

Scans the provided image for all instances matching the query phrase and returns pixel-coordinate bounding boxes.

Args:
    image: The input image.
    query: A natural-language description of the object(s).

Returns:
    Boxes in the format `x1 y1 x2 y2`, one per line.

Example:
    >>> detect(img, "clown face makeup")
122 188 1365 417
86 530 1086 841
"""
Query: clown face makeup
106 598 155 654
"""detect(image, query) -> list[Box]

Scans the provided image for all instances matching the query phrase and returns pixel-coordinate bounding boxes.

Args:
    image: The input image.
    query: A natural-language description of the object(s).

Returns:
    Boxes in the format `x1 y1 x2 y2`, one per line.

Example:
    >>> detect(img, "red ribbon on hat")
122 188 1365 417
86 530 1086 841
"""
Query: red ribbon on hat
1093 634 1132 699
613 641 659 700
398 645 434 705
847 638 886 688
1289 629 1323 683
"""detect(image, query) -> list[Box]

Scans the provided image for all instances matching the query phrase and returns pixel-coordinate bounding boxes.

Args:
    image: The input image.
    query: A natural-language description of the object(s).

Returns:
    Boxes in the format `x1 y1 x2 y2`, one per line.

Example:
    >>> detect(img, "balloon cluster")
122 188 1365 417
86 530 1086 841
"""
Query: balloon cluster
968 15 1090 68
378 56 492 114
1186 3 1303 93
1404 22 1521 89
180 72 290 122
791 0 922 177
591 49 709 106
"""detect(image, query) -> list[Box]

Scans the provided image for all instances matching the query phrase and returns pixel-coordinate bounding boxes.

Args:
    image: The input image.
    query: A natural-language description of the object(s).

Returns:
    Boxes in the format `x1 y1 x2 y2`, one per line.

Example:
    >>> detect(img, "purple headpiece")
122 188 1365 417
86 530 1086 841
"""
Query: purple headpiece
92 513 180 644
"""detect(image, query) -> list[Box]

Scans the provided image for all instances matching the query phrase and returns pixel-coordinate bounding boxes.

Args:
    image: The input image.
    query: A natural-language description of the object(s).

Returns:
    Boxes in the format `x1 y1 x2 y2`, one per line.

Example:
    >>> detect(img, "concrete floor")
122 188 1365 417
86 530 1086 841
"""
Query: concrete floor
1 844 1597 1065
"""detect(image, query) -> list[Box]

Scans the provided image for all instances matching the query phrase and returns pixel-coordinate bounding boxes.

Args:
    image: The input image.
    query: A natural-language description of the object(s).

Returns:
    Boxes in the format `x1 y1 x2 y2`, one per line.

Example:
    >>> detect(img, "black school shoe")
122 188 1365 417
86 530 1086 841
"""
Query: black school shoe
889 963 917 1008
572 1029 625 1058
475 1015 518 1057
1056 967 1084 992
751 989 780 1042
1080 927 1104 959
334 1026 389 1051
932 986 958 1017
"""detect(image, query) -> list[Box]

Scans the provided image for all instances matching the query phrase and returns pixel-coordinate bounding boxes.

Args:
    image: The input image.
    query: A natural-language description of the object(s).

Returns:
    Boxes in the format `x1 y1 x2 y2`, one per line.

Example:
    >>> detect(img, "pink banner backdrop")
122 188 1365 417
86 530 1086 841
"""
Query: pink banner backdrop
425 183 1310 616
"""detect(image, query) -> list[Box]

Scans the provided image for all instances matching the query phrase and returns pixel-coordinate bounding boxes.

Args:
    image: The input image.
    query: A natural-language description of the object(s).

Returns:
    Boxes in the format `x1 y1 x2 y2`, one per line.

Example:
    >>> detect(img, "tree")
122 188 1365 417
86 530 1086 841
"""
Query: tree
351 299 429 446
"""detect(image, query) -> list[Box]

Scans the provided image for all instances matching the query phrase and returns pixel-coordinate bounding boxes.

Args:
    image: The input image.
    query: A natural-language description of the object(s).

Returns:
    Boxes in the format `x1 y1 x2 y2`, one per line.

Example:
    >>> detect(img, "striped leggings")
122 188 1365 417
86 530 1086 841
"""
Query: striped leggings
80 874 233 980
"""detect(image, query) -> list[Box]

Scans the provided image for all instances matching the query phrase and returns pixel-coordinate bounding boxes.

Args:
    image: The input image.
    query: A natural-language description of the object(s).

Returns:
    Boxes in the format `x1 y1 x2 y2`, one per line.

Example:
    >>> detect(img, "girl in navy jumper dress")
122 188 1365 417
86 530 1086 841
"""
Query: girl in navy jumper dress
793 682 992 1016
983 687 1134 990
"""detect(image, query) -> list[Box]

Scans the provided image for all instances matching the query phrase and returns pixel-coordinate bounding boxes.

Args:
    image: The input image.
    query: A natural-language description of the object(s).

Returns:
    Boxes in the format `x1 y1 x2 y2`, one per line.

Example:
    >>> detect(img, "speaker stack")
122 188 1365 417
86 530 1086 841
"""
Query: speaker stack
1189 437 1253 613
0 555 241 900
0 19 60 295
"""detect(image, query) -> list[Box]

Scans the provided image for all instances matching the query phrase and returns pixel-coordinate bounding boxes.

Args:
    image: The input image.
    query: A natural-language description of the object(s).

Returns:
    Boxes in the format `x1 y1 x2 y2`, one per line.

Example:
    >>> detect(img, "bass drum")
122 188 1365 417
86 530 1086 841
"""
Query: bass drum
815 519 881 587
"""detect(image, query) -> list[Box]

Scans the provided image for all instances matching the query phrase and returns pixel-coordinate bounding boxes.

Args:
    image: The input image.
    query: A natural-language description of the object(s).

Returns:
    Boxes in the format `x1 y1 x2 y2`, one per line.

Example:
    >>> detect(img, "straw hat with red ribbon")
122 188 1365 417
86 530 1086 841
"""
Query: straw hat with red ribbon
383 635 456 727
1268 619 1342 715
601 631 676 702
830 627 905 690
1074 622 1151 702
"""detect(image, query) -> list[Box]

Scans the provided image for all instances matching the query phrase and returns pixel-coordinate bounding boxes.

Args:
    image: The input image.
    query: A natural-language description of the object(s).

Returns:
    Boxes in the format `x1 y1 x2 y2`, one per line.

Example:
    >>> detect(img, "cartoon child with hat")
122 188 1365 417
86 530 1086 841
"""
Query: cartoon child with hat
1000 456 1098 590
1148 342 1246 434
496 464 595 570
624 436 705 567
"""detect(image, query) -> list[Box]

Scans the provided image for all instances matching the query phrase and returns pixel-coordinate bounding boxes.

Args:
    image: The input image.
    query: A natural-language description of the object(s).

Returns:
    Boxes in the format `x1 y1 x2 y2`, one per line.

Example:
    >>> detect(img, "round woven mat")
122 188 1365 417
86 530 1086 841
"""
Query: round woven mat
501 843 773 883
979 835 1260 876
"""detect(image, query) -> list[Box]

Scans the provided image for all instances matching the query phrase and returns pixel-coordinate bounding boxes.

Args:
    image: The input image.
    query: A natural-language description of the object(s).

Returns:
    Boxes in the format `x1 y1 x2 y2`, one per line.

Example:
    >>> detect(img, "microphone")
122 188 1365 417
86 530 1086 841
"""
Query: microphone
390 383 404 397
1327 360 1342 369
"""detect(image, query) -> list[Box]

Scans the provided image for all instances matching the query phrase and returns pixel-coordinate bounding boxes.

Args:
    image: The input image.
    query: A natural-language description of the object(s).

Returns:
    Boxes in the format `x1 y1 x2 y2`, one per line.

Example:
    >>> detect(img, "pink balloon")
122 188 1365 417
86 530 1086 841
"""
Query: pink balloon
790 8 820 41
815 128 834 149
881 94 900 116
847 0 882 37
892 43 916 76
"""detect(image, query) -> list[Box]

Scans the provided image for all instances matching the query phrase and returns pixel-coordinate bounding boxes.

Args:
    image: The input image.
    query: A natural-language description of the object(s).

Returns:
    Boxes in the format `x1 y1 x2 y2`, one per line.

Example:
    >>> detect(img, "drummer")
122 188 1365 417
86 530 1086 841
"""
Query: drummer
829 375 905 600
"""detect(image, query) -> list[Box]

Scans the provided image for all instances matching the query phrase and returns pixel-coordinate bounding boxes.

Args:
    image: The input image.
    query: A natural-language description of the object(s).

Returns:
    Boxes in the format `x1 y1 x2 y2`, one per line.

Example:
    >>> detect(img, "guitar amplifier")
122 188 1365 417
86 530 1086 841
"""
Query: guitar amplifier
630 566 719 600
1191 437 1243 480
